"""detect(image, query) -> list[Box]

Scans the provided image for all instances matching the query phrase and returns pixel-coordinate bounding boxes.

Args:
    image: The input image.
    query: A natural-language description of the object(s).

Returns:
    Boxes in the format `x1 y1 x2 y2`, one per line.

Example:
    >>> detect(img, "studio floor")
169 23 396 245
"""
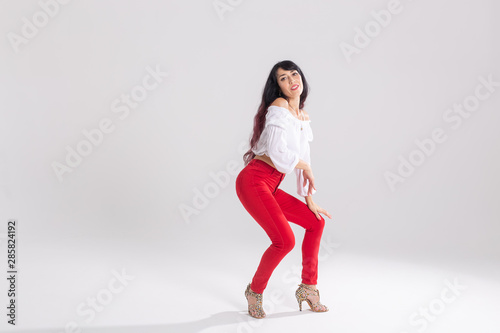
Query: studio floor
1 237 499 333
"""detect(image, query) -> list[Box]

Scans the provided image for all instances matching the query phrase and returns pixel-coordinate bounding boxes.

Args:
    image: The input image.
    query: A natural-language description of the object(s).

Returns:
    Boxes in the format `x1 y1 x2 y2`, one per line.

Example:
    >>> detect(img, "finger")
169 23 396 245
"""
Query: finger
310 179 316 191
312 207 320 220
321 208 332 219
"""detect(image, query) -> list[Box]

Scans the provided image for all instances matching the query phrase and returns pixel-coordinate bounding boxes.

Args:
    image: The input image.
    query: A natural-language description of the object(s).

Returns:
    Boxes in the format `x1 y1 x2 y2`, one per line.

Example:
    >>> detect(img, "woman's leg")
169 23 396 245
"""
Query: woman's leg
273 188 326 286
236 164 294 294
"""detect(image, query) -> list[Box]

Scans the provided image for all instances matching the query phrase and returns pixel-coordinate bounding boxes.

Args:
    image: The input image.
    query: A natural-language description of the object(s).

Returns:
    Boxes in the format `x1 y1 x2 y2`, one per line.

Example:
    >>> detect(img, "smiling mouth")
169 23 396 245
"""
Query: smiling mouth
291 84 299 90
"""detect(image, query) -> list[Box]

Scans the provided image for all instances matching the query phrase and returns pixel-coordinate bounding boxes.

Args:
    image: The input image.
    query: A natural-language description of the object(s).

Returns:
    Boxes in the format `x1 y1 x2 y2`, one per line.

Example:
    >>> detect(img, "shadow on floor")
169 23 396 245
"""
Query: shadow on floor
5 310 315 333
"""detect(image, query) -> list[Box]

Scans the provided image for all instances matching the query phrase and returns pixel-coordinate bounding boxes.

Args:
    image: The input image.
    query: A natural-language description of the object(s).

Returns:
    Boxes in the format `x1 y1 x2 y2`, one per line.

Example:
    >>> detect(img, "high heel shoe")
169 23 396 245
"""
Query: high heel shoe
245 283 266 318
295 283 329 312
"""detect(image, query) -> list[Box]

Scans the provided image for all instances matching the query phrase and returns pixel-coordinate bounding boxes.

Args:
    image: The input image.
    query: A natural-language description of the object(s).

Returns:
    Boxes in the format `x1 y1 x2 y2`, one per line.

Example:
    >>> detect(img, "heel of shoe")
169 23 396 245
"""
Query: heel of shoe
295 283 329 312
245 283 266 319
295 287 305 311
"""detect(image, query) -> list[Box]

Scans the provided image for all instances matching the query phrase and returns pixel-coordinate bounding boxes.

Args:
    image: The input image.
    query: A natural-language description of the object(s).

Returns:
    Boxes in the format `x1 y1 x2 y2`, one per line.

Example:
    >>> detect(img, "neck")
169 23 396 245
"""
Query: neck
288 97 300 111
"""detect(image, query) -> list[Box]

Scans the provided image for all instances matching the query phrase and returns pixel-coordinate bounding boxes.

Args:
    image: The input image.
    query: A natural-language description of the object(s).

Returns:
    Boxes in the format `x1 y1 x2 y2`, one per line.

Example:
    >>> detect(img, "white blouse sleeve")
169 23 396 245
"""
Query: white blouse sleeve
295 141 317 197
266 125 300 174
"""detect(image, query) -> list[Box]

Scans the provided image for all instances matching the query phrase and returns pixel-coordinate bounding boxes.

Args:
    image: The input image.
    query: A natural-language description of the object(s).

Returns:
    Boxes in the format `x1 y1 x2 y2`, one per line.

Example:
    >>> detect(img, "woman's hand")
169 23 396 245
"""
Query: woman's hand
305 196 332 220
302 167 316 197
301 164 331 220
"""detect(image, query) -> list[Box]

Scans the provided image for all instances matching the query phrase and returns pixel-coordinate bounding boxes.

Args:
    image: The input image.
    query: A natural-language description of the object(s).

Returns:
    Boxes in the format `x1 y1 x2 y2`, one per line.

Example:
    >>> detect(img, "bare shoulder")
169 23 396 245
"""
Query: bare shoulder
301 108 310 121
270 97 289 108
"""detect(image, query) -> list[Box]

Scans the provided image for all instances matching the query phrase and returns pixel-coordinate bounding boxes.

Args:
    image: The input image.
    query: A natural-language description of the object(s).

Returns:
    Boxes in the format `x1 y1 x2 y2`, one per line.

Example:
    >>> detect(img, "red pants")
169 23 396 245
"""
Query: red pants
235 158 325 294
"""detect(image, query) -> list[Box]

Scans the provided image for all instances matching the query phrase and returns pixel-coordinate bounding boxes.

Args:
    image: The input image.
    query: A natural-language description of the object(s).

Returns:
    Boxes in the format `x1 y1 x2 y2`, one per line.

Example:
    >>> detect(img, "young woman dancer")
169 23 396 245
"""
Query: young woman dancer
235 60 332 319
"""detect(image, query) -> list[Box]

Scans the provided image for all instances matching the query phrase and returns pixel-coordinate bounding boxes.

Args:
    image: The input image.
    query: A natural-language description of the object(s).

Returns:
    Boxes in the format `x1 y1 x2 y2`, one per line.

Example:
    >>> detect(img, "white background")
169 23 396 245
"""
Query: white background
0 0 499 332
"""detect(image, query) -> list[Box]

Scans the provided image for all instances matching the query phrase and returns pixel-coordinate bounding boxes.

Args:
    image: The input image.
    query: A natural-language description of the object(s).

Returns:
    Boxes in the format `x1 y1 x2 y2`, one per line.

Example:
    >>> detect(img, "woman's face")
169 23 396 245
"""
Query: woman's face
276 67 303 100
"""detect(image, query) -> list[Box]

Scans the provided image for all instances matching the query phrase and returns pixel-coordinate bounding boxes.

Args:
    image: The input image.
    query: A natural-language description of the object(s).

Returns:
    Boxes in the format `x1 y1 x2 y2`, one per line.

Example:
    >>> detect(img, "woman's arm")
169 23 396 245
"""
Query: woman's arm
295 159 311 171
295 159 316 196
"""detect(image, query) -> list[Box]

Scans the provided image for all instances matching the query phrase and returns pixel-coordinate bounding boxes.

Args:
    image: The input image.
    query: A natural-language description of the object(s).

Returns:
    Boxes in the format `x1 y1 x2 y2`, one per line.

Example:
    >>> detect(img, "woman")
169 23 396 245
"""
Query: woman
235 60 332 319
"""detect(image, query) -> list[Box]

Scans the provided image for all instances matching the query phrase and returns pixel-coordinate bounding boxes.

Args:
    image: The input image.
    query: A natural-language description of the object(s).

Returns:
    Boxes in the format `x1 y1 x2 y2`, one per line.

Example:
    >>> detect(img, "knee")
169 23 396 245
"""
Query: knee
274 234 295 253
283 235 295 253
317 215 325 229
310 215 325 232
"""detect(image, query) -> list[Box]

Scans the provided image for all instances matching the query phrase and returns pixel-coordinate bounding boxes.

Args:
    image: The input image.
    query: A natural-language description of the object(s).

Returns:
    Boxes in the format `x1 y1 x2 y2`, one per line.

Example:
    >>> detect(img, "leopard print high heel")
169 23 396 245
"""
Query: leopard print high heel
295 283 329 312
244 283 266 318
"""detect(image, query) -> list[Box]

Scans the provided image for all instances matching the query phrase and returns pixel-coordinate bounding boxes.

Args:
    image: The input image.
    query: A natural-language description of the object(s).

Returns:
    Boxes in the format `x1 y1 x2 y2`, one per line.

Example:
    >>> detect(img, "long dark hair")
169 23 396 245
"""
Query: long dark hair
242 60 310 166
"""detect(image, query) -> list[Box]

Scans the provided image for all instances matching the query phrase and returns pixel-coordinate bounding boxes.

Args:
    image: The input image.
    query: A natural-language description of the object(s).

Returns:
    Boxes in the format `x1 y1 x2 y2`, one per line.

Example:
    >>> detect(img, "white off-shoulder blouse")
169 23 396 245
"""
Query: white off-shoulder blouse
251 105 317 197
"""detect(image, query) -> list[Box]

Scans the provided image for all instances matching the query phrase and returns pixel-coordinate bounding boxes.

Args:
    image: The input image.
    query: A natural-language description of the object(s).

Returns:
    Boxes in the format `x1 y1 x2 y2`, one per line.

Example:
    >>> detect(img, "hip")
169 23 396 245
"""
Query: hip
236 158 285 193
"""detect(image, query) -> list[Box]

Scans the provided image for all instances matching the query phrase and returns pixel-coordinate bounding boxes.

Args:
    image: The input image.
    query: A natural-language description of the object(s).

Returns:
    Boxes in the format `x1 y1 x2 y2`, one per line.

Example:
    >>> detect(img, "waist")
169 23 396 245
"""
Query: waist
253 154 276 169
247 157 285 180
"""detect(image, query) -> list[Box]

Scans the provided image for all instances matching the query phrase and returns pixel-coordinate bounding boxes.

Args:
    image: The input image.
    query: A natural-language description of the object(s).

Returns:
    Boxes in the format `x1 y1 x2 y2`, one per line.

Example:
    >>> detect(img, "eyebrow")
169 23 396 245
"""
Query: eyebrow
278 70 297 78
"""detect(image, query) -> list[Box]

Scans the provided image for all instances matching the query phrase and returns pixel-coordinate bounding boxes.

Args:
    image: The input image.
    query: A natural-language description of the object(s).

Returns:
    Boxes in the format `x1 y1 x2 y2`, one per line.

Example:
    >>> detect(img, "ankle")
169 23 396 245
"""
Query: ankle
249 286 262 295
302 283 317 290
